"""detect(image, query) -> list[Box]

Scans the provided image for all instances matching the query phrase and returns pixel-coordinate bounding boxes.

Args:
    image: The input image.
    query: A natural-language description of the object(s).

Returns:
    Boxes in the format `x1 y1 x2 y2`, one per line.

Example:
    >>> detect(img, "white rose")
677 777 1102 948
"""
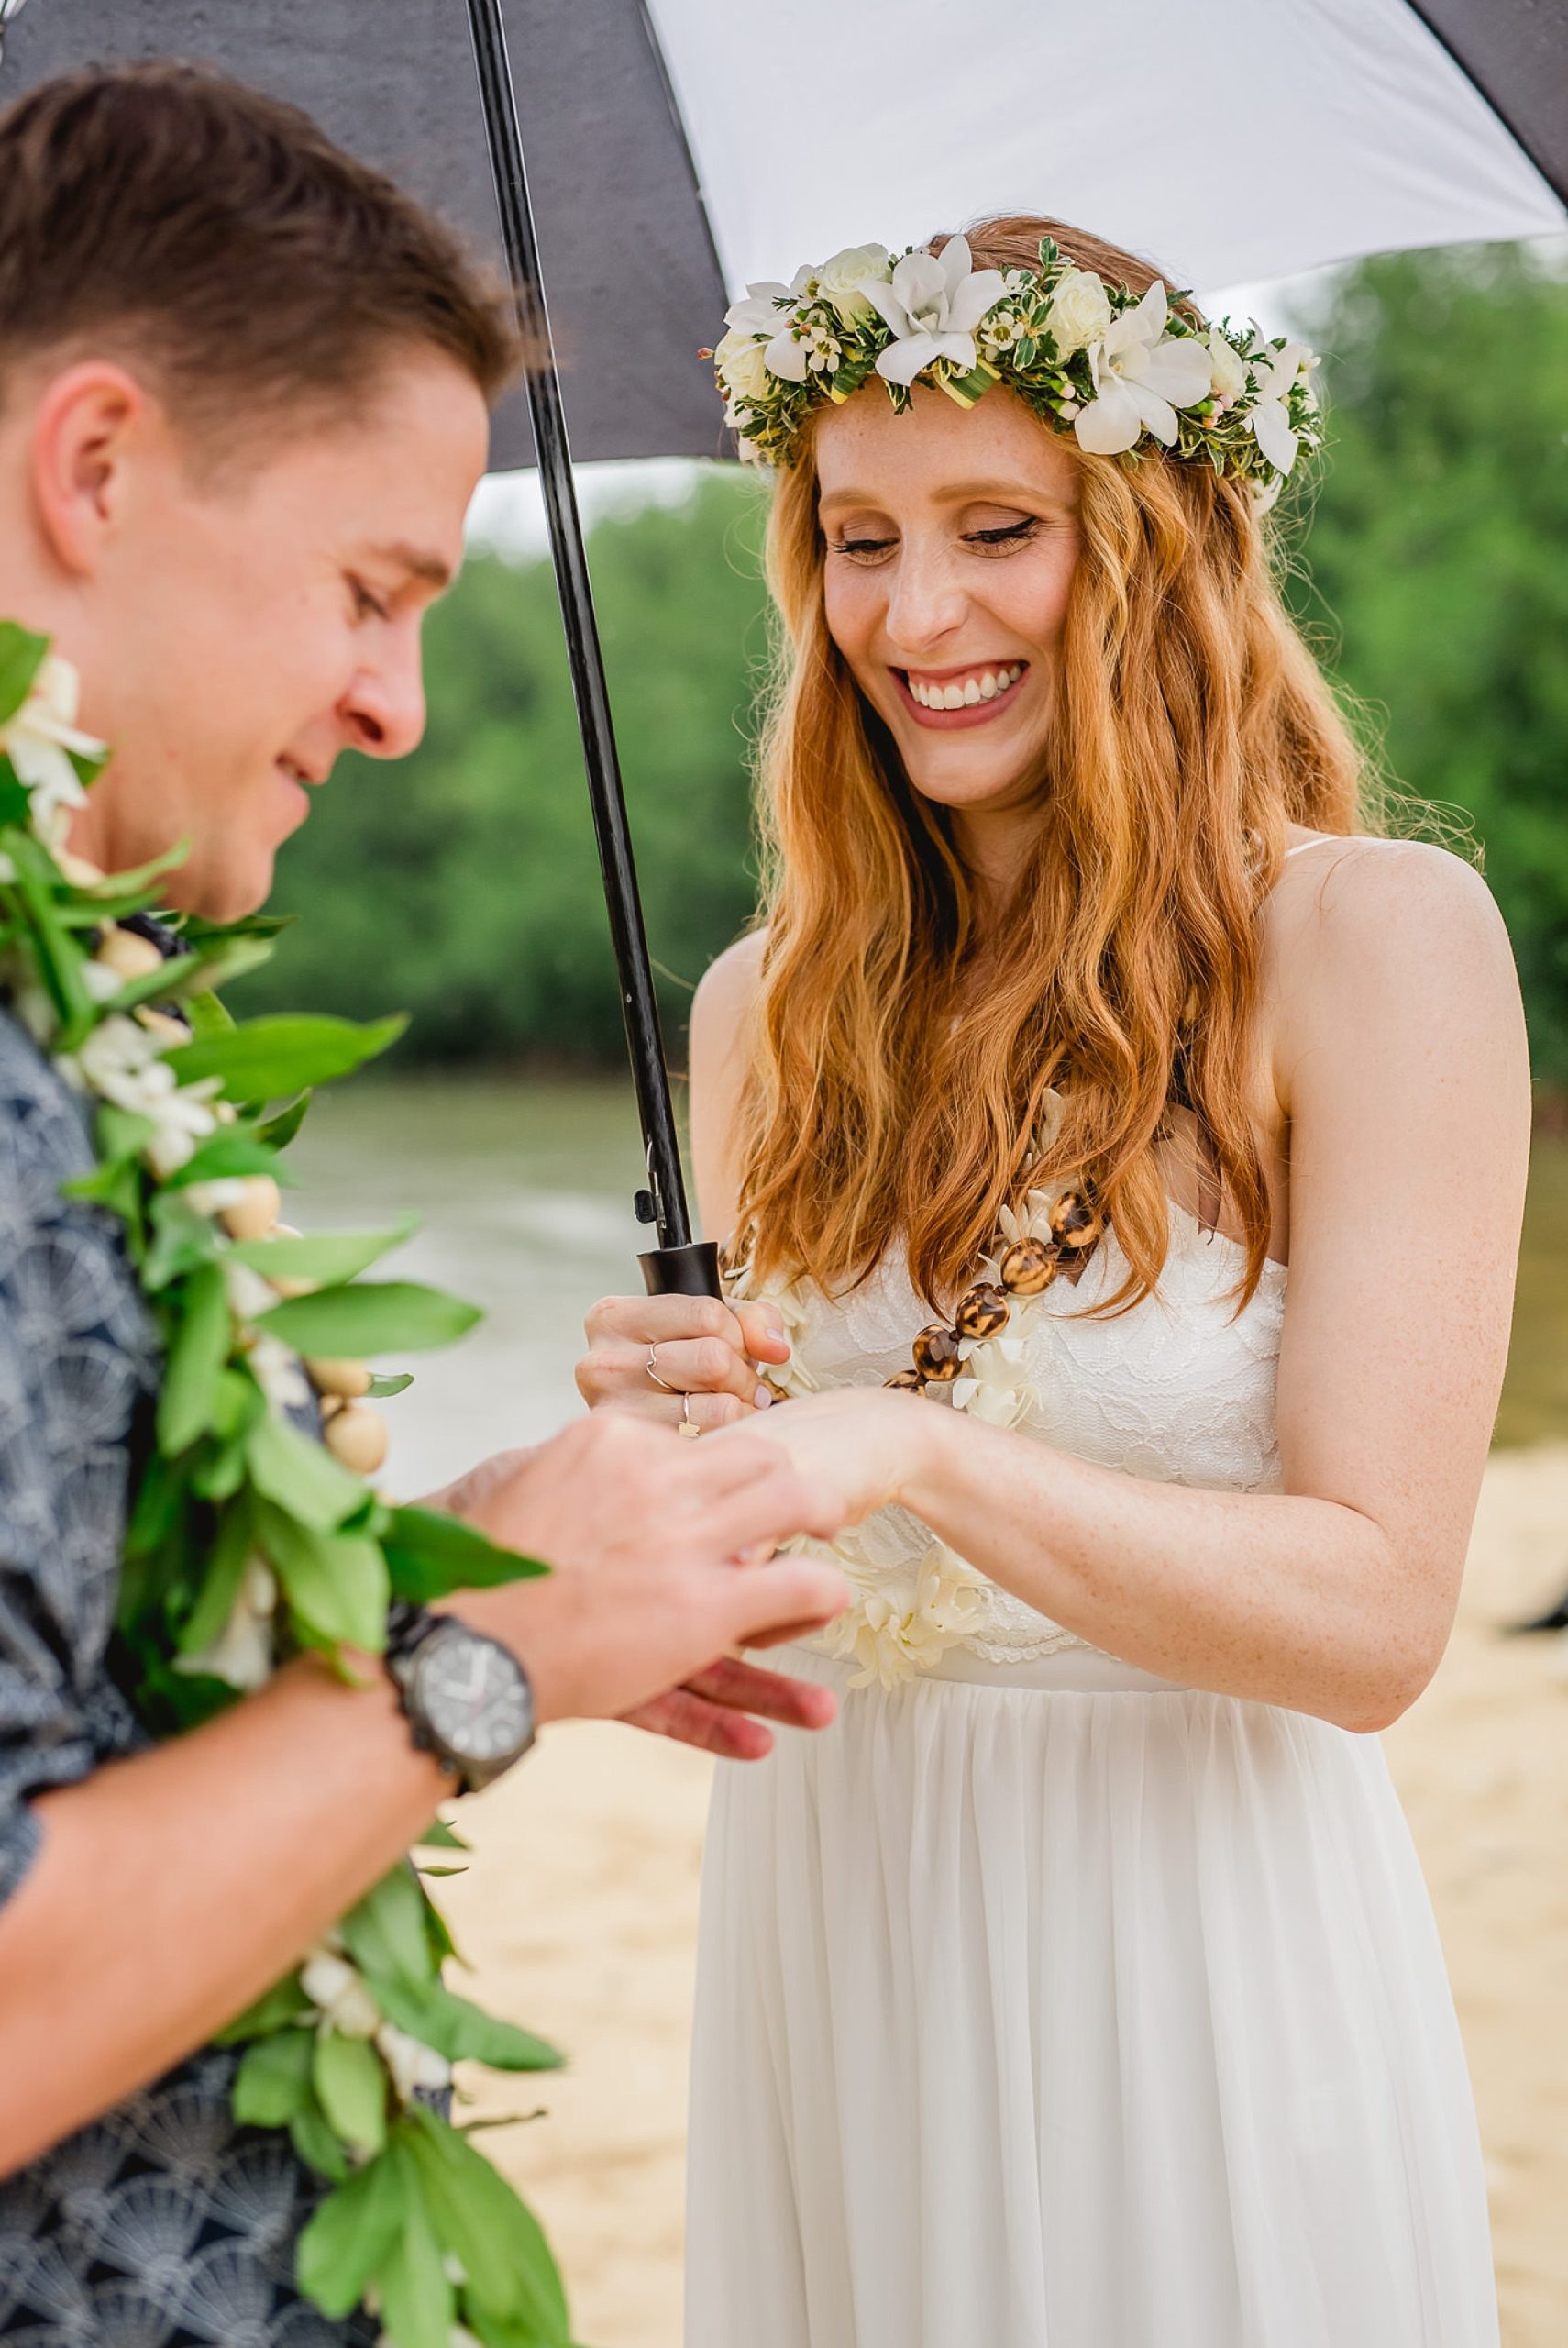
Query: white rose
1207 329 1246 404
1043 269 1113 358
814 242 892 324
712 327 772 406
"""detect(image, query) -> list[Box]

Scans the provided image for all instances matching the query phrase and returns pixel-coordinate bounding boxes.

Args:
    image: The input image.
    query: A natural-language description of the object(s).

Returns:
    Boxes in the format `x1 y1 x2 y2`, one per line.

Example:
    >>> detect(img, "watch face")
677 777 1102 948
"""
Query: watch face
413 1624 533 1768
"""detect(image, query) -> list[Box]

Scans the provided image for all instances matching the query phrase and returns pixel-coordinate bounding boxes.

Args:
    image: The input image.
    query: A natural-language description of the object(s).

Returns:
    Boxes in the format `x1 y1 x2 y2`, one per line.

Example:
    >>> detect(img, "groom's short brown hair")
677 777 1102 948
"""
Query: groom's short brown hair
0 62 517 450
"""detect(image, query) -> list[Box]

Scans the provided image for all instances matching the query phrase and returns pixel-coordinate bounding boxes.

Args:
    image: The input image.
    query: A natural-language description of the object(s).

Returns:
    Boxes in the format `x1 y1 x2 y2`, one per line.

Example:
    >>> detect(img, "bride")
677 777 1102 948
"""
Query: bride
576 216 1528 2345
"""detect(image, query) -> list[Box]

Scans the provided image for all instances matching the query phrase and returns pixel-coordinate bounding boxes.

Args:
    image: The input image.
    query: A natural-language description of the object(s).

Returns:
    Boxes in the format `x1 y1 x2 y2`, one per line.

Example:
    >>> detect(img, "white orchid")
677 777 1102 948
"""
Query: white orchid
858 237 1007 388
1206 328 1248 407
722 270 824 385
1246 339 1315 476
175 1556 278 1691
70 1013 221 1177
248 1331 314 1415
820 1539 992 1689
951 1337 1038 1429
0 651 105 851
1073 283 1213 456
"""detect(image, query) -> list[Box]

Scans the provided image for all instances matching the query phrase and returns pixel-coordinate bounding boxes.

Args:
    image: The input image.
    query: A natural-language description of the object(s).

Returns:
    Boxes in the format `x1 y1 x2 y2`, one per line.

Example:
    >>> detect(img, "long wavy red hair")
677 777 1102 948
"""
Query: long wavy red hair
732 215 1369 1311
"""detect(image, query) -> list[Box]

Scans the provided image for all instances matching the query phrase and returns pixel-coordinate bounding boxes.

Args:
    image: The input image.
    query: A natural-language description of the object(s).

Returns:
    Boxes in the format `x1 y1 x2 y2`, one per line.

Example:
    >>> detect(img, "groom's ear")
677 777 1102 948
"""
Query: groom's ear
28 360 156 580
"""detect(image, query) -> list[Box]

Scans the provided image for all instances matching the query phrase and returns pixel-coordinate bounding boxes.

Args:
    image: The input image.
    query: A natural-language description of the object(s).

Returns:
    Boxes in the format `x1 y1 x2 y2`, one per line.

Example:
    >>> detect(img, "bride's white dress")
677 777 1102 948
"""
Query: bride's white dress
685 1207 1498 2347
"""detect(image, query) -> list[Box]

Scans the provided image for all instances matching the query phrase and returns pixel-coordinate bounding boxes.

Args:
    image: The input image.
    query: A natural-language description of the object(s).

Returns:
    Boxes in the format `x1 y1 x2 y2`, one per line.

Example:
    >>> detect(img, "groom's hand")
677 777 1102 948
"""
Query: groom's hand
442 1412 848 1729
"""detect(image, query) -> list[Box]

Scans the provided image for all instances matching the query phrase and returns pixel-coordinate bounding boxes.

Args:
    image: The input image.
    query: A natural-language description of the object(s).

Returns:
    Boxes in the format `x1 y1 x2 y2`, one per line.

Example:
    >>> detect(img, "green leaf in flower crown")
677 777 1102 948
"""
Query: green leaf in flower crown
247 1412 365 1532
164 1013 407 1104
157 1262 232 1456
382 1505 547 1605
214 1969 313 2044
228 1218 416 1289
313 2029 388 2158
0 621 49 726
403 2107 571 2343
296 2145 410 2320
377 2160 454 2348
340 1864 440 1998
254 1280 480 1358
0 776 32 827
367 1372 414 1400
233 2028 315 2127
259 1504 389 1652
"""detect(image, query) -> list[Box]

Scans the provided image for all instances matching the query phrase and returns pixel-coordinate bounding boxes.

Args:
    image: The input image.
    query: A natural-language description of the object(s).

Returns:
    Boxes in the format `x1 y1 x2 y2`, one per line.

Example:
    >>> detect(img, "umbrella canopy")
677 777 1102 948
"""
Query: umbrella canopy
3 0 1563 473
2 0 1563 1287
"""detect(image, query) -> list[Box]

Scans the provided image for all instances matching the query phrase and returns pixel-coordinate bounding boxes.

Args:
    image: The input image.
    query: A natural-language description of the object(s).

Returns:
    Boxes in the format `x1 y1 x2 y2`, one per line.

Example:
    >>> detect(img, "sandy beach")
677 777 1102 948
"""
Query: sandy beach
437 1444 1568 2348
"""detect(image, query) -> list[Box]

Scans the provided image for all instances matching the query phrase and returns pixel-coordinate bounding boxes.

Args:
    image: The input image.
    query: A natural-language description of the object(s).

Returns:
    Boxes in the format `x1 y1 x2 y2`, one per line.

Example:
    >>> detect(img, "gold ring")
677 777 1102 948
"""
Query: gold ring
678 1392 701 1440
646 1344 680 1396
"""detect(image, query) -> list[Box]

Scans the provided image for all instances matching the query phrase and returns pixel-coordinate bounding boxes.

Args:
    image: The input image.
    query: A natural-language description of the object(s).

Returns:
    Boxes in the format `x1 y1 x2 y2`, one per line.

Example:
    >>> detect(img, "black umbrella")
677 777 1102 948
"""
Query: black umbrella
4 0 1565 1296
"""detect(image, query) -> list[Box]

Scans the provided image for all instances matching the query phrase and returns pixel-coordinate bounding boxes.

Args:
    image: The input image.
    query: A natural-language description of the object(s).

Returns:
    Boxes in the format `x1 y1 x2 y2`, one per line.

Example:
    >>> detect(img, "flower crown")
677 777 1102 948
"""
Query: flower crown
709 235 1320 504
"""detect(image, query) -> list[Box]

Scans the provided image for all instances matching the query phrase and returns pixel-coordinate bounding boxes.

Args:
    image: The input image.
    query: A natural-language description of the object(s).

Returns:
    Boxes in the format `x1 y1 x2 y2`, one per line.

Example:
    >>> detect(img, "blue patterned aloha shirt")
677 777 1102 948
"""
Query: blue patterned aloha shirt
0 1013 374 2346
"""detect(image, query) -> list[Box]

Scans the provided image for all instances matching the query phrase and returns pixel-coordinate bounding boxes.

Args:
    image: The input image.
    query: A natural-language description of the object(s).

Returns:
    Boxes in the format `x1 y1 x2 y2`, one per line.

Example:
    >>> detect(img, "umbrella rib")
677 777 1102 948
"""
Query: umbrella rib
1402 0 1568 208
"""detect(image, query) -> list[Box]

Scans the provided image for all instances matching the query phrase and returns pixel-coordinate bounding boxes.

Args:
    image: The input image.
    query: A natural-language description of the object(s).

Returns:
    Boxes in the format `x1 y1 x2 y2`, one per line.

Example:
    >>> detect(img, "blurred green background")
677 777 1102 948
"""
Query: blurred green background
242 241 1568 1446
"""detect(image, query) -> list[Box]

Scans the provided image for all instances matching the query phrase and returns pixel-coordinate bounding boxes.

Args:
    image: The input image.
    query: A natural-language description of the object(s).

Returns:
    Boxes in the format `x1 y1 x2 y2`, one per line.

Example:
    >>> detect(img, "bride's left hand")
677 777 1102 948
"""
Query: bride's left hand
712 1387 922 1526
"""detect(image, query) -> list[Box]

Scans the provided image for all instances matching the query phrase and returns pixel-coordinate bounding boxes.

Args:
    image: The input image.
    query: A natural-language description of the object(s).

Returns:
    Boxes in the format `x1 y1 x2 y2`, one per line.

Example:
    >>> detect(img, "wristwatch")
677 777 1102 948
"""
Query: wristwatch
383 1601 536 1793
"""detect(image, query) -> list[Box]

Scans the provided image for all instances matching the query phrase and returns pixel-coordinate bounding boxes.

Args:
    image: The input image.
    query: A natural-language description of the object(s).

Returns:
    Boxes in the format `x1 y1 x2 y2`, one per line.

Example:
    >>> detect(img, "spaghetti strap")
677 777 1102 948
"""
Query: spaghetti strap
1282 833 1342 858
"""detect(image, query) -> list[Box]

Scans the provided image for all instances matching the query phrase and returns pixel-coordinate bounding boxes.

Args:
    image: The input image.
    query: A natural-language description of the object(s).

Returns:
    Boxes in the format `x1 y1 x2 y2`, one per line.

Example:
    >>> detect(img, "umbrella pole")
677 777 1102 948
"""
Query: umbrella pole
463 0 721 1301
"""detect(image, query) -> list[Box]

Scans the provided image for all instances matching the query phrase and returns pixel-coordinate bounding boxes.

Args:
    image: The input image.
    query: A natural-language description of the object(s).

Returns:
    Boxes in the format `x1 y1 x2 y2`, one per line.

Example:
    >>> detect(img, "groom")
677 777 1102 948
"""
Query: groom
0 61 844 2342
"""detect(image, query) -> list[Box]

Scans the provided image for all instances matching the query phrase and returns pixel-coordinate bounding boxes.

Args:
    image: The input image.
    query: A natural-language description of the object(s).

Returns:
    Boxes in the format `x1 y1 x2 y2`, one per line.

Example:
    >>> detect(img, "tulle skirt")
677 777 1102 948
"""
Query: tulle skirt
685 1643 1498 2348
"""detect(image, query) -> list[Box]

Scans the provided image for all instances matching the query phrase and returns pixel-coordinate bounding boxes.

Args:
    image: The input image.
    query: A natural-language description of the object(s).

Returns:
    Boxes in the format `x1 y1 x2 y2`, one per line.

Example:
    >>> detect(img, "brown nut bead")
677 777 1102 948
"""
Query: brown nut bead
219 1175 282 1241
1049 1190 1103 1250
955 1281 1010 1340
884 1369 925 1393
305 1356 372 1400
999 1239 1057 1296
135 1007 189 1047
912 1322 963 1383
95 925 165 982
325 1403 388 1477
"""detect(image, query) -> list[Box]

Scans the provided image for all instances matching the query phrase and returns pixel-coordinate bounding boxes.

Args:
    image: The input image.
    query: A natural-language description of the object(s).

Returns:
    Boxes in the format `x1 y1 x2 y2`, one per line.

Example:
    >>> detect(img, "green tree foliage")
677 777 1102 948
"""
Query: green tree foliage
1289 242 1568 1078
243 244 1568 1074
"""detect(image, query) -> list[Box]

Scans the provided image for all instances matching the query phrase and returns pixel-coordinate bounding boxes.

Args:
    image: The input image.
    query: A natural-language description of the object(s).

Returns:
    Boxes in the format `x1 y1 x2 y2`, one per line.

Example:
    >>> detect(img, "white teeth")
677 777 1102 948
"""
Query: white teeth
907 663 1024 709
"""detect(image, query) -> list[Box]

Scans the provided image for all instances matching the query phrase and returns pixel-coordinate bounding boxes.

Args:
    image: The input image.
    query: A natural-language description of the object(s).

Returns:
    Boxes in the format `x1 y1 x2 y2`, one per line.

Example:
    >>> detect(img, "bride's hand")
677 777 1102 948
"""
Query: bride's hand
711 1388 923 1526
576 1291 790 1432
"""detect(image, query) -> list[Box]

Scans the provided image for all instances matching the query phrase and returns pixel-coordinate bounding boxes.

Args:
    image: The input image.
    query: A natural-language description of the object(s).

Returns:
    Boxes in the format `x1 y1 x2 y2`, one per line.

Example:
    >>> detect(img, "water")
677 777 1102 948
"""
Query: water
289 1078 1568 1477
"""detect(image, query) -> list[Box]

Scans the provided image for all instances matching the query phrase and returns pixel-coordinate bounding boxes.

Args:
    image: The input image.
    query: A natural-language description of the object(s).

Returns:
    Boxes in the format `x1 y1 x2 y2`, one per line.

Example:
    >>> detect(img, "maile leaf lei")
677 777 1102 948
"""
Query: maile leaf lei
0 621 576 2348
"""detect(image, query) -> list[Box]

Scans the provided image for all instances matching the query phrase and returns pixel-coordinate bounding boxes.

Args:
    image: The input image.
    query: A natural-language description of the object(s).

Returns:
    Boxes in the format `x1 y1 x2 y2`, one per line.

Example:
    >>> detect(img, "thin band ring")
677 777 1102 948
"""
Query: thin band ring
678 1392 701 1440
646 1344 680 1396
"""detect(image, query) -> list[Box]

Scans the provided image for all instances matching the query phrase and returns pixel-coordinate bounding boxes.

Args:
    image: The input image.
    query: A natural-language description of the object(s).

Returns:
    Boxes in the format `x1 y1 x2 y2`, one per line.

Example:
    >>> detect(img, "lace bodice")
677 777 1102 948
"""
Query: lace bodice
778 1203 1287 1678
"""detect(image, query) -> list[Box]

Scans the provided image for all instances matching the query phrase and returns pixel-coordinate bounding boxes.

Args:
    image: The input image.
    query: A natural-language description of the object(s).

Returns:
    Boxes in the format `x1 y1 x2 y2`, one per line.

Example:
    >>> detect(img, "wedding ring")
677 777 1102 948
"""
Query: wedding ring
645 1344 679 1395
678 1392 701 1440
